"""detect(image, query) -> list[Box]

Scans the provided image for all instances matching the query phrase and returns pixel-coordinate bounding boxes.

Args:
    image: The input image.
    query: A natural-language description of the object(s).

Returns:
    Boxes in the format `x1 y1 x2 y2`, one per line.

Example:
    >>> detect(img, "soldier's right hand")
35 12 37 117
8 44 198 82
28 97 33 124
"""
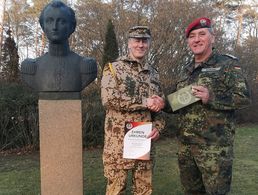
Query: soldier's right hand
147 95 164 112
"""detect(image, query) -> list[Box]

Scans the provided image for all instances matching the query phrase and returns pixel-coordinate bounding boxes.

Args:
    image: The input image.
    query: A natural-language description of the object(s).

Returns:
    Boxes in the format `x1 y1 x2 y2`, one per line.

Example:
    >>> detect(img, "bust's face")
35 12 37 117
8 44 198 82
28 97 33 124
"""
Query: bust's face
43 6 72 44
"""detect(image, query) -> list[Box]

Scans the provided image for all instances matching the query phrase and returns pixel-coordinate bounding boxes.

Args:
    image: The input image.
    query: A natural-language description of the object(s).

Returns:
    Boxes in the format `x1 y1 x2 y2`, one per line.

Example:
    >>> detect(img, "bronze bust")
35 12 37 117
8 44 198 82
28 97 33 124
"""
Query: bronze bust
21 0 97 99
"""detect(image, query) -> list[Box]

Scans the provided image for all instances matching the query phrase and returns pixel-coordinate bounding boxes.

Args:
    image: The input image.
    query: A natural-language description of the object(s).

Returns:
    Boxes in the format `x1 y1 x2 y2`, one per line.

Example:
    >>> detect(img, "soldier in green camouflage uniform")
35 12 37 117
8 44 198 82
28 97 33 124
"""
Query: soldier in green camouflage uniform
101 26 165 195
163 17 250 195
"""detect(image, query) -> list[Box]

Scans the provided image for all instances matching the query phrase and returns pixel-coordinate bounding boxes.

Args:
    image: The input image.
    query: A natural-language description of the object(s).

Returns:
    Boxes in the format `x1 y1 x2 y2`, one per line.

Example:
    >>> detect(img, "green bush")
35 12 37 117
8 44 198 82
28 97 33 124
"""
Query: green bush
82 83 105 148
0 82 38 151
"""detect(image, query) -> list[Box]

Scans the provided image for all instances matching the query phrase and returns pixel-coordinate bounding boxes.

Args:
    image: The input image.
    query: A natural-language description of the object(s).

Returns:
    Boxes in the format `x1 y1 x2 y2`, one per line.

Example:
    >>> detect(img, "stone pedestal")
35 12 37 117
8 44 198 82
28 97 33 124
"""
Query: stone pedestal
39 100 83 195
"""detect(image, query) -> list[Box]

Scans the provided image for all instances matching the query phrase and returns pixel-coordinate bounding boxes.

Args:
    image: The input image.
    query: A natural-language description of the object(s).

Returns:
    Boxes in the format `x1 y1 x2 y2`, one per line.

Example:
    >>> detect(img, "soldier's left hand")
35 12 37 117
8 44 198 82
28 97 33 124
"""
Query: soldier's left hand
147 128 160 141
192 85 210 104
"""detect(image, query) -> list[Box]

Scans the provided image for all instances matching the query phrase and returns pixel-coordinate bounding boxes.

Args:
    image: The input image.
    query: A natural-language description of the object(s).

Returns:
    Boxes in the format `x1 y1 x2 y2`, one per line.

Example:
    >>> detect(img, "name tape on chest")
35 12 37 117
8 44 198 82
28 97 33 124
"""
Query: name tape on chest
201 67 221 72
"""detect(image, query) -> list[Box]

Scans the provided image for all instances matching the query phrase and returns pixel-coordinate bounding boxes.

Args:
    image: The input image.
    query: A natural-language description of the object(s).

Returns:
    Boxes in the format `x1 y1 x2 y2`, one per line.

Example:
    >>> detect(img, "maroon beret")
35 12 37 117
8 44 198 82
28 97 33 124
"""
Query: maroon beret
185 17 211 38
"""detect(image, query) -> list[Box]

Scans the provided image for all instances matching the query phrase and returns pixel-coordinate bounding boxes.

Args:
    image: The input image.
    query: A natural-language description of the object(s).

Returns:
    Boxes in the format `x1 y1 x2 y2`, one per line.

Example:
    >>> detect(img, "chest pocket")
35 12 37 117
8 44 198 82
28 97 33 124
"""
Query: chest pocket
123 75 140 97
198 67 225 90
113 63 140 98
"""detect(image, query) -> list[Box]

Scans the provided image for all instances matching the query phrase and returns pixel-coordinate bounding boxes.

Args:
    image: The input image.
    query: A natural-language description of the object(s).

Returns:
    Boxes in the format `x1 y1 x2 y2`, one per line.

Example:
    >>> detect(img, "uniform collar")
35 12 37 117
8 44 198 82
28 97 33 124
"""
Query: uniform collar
204 49 219 66
118 55 150 71
186 49 219 73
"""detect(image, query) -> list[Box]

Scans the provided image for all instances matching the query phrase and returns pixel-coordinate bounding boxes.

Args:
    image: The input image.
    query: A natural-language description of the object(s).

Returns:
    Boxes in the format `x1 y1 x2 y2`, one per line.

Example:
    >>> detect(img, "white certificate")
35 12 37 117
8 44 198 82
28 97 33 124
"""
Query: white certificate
123 122 152 160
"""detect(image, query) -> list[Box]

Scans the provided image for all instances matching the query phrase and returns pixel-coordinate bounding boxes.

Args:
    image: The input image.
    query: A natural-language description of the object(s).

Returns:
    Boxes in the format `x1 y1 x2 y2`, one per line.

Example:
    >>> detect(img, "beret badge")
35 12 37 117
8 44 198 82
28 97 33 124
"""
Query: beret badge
200 19 207 27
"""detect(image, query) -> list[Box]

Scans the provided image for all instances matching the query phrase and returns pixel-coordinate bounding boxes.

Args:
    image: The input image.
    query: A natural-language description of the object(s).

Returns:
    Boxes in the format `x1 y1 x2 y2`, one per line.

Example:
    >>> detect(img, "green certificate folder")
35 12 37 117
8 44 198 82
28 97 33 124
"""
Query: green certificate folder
167 85 200 111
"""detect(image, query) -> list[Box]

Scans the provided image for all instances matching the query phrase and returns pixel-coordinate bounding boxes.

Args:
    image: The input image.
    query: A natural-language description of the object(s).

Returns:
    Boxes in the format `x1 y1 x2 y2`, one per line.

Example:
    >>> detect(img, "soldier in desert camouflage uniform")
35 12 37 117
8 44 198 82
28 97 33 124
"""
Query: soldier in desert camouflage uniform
101 26 165 195
161 17 250 195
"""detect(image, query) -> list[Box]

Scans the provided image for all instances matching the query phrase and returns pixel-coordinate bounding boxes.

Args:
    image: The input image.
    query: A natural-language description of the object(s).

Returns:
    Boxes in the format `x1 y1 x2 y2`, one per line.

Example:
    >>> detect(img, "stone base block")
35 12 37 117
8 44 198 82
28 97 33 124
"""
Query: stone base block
39 100 83 195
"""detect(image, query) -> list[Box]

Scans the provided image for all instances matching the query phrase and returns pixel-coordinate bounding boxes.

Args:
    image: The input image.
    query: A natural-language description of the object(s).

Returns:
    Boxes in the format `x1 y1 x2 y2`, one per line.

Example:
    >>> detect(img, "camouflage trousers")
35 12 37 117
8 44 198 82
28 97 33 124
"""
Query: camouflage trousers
177 142 233 195
104 167 152 195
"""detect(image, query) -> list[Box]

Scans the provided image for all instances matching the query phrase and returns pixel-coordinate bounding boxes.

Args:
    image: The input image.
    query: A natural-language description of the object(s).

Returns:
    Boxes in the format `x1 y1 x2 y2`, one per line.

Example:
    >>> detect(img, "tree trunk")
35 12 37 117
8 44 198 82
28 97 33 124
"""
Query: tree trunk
236 6 243 47
0 0 6 65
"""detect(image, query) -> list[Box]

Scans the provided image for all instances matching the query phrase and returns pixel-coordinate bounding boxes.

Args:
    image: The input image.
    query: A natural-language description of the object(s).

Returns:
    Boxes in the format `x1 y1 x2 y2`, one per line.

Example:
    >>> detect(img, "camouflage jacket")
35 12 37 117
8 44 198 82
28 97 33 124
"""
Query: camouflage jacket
173 50 250 146
101 55 165 169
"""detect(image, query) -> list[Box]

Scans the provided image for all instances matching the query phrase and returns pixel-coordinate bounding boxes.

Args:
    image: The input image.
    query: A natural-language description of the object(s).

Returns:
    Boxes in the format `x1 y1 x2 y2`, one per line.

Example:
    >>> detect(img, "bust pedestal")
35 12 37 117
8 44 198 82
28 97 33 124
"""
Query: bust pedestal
39 100 83 195
20 2 98 194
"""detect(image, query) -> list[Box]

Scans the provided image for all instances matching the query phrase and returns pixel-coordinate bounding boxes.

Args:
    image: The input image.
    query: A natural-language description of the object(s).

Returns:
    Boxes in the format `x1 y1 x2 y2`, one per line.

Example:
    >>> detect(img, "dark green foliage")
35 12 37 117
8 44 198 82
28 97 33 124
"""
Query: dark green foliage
1 29 20 82
102 19 119 67
0 82 38 150
234 37 258 124
81 83 105 148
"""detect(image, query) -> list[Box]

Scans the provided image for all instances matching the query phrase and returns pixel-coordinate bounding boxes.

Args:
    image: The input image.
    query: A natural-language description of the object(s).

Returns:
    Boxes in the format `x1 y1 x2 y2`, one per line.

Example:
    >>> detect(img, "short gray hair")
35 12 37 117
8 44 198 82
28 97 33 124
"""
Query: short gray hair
208 28 214 35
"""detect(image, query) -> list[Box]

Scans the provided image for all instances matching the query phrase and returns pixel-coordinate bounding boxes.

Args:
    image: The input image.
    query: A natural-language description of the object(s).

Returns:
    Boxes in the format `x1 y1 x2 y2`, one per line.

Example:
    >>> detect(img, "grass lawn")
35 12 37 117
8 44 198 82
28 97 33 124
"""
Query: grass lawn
0 125 258 195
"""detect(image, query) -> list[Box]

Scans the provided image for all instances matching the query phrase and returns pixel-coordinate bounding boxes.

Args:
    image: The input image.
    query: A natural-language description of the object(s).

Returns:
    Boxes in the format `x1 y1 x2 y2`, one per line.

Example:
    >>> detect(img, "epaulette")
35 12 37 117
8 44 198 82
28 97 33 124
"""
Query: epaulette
81 57 97 74
21 58 37 75
223 54 238 60
182 61 193 71
81 57 97 87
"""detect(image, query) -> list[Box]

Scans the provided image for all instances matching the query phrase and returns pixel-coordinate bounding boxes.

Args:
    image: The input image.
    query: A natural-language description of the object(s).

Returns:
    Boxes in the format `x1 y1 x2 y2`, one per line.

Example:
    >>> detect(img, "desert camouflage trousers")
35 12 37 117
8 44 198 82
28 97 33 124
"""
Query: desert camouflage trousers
177 142 233 195
104 166 152 195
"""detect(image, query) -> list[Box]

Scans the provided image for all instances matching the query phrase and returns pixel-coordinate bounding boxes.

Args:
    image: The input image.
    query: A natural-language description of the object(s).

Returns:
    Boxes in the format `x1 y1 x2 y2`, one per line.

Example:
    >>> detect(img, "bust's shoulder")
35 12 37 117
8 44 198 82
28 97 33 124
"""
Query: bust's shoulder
81 57 97 65
21 58 37 65
21 58 38 74
80 57 97 73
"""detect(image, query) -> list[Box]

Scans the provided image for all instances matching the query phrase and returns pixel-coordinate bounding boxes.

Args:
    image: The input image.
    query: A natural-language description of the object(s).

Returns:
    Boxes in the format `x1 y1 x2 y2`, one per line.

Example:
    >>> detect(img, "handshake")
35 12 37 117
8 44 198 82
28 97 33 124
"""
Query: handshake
146 95 165 112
